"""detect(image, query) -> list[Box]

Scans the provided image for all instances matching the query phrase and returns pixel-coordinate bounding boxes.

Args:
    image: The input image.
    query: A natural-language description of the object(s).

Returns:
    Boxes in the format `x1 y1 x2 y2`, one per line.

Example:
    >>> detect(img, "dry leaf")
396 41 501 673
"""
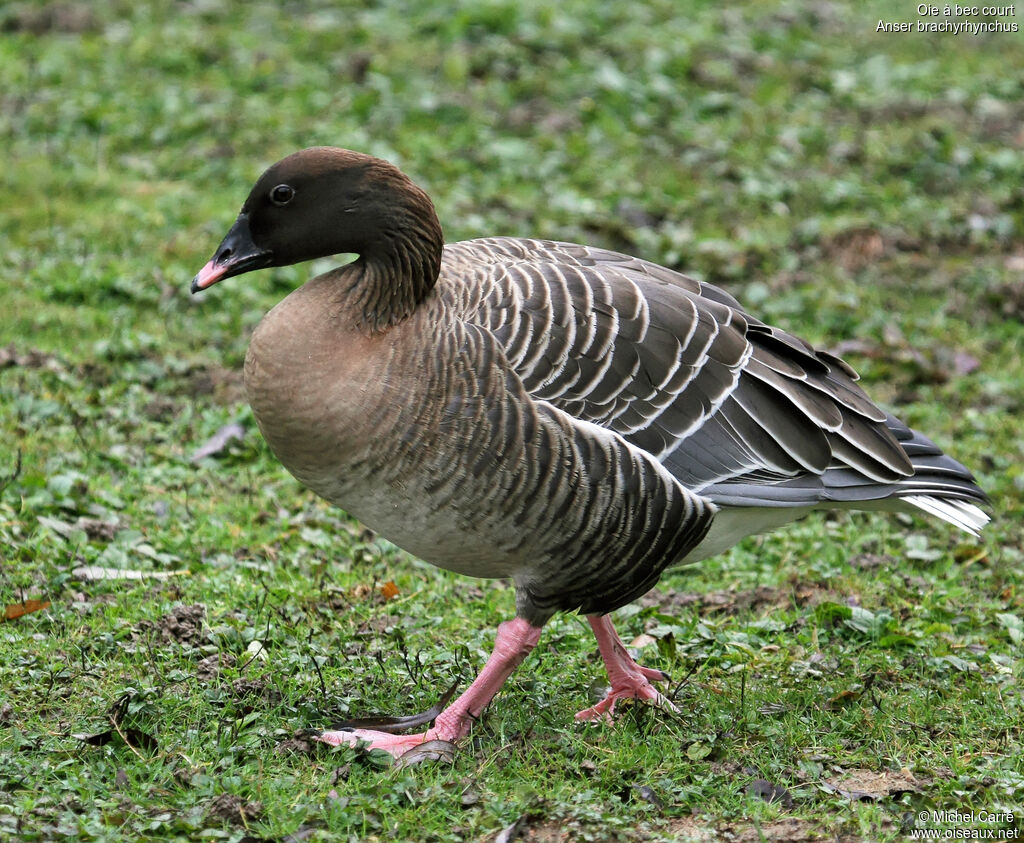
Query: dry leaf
953 351 981 376
495 814 530 843
821 768 920 801
747 778 795 808
76 727 158 752
330 679 460 734
206 793 264 825
393 739 456 769
246 640 268 661
825 689 861 709
379 581 400 600
72 566 189 581
0 344 63 371
3 599 51 621
633 784 666 809
190 423 245 463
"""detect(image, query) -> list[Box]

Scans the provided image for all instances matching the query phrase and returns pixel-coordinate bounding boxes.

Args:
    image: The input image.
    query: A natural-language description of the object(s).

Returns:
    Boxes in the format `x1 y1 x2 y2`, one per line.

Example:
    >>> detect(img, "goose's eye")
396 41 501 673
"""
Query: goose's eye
270 184 295 206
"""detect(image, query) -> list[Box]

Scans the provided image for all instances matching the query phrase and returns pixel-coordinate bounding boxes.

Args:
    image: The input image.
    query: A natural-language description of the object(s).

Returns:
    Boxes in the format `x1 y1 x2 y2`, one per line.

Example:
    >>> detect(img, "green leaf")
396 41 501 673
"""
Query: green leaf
686 741 713 761
995 613 1023 646
815 602 853 625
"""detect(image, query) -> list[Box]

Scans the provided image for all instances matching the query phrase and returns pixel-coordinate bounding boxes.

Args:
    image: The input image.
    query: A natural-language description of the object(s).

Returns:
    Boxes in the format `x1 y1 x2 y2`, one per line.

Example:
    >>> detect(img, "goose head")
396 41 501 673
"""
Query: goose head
192 147 444 328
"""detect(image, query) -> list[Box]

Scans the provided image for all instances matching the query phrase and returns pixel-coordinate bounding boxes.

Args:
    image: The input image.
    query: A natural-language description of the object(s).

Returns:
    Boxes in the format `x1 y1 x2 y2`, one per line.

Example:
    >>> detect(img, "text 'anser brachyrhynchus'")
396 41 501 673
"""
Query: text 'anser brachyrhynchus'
192 147 988 758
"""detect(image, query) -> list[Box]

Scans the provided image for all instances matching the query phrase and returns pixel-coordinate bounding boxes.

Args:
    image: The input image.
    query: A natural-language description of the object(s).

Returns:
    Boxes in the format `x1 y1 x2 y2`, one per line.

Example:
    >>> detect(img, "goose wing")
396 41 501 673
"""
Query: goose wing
446 237 915 502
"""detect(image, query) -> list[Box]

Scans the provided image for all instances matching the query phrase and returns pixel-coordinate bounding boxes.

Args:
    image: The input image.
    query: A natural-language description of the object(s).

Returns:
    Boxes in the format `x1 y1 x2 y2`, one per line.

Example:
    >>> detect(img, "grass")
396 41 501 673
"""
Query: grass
1 0 1022 840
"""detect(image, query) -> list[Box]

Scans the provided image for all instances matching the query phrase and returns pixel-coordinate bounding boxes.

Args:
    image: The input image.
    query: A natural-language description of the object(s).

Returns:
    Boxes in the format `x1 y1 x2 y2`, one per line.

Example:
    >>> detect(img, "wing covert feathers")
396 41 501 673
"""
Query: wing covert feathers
442 237 988 539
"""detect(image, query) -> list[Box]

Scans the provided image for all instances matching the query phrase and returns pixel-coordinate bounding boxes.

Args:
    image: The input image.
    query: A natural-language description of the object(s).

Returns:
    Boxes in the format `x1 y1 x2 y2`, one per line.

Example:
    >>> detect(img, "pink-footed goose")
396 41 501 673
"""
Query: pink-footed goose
192 147 989 758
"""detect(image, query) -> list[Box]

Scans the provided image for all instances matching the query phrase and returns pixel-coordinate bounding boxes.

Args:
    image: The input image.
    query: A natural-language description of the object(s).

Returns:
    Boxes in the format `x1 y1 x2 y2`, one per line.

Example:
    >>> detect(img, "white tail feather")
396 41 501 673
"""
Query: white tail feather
902 495 989 538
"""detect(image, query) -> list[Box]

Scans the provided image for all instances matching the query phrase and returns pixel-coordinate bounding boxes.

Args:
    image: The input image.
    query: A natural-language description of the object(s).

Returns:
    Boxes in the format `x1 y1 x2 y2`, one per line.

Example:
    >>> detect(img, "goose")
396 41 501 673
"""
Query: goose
192 147 989 758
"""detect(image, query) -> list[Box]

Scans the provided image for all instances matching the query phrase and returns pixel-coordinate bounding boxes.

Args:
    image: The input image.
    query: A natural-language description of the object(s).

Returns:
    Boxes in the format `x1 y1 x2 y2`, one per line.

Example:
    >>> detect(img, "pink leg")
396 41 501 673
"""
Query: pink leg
575 614 676 722
319 617 542 758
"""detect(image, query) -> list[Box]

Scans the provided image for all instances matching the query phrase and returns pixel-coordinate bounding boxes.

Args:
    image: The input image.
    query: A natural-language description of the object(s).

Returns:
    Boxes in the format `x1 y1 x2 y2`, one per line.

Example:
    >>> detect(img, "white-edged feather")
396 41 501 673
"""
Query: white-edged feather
902 494 990 538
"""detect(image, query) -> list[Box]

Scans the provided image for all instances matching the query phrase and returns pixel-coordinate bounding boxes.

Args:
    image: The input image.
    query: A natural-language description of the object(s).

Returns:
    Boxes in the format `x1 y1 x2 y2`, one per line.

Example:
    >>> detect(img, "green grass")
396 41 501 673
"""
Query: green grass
2 0 1022 840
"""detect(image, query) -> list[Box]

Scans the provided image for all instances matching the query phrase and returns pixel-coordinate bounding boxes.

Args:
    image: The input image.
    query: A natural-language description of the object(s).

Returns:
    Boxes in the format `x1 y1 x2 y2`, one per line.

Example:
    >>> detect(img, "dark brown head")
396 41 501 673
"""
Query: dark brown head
192 148 444 327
